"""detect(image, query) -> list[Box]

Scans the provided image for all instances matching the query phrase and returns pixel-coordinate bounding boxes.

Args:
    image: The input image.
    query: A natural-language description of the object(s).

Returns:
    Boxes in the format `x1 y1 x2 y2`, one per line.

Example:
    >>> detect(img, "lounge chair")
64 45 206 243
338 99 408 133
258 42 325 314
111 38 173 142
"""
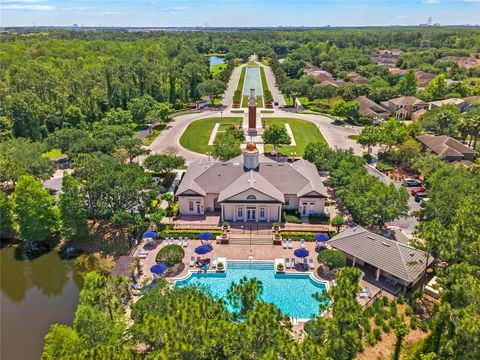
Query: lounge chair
308 258 314 269
291 258 296 269
182 238 188 247
189 256 195 267
303 258 308 270
282 240 287 249
137 251 148 259
212 257 218 268
300 239 305 248
287 239 293 249
285 258 291 269
196 256 201 266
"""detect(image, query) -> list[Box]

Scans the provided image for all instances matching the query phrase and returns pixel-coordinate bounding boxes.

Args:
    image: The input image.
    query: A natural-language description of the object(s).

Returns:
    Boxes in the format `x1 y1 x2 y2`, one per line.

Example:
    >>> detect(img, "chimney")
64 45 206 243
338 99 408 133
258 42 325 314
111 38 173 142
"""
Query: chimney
244 142 259 170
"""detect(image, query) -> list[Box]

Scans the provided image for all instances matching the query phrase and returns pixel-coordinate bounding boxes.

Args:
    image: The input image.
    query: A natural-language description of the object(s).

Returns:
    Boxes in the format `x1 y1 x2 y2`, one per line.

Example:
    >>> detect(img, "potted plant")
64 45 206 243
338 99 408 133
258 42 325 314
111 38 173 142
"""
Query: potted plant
217 262 225 272
222 221 230 232
276 263 285 272
272 222 280 232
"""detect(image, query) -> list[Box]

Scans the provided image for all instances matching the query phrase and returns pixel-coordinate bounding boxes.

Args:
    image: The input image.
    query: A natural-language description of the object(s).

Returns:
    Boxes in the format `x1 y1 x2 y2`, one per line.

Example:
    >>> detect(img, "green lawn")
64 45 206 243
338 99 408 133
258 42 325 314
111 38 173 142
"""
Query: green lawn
42 148 65 159
262 118 327 157
236 67 246 92
242 96 263 108
210 63 227 78
259 67 269 93
179 117 243 154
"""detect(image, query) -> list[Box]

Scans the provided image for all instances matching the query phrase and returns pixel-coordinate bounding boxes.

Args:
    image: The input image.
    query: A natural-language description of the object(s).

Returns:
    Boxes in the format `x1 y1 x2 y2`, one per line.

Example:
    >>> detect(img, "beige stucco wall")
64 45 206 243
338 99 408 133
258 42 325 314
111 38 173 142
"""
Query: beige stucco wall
204 193 220 212
178 196 204 215
222 203 281 222
227 188 280 202
298 197 325 215
283 194 299 210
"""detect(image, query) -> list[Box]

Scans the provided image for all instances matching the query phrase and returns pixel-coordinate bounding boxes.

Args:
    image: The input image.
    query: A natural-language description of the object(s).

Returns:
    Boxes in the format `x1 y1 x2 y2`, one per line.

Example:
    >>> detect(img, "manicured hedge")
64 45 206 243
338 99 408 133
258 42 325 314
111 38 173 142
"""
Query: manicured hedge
155 244 185 267
158 230 223 239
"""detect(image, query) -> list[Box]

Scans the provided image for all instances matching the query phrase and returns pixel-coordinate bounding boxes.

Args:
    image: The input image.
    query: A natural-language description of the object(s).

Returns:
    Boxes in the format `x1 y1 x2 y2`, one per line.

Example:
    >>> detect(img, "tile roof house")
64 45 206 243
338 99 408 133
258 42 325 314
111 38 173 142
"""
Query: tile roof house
416 134 477 163
429 98 469 112
176 143 328 222
438 55 480 69
346 71 368 84
381 96 429 120
305 66 334 82
415 71 437 88
328 226 432 289
354 96 390 118
388 67 408 76
371 49 402 67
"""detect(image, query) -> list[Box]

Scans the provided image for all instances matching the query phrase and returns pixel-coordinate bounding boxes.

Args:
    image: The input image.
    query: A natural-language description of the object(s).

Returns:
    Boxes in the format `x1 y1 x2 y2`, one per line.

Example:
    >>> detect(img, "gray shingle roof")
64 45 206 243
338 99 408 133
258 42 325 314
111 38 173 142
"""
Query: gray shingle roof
176 154 327 200
328 226 432 284
218 171 285 202
417 134 477 158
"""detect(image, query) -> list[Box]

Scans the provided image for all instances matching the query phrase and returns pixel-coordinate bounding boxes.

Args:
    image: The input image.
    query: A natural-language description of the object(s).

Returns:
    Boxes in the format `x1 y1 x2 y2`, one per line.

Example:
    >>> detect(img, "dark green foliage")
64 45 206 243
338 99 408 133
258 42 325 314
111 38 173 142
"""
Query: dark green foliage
59 176 89 242
262 124 291 149
143 154 185 177
155 244 185 267
317 249 347 270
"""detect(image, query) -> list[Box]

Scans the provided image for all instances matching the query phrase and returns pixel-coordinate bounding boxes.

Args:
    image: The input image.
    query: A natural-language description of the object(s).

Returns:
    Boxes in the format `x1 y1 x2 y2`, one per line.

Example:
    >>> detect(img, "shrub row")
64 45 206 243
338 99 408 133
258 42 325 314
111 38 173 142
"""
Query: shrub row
233 89 242 104
157 229 223 239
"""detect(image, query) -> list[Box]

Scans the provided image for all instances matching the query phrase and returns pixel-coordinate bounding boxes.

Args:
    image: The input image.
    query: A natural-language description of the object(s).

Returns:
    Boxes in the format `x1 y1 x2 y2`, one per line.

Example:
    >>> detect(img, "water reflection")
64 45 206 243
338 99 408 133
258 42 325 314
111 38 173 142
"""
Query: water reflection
0 245 81 360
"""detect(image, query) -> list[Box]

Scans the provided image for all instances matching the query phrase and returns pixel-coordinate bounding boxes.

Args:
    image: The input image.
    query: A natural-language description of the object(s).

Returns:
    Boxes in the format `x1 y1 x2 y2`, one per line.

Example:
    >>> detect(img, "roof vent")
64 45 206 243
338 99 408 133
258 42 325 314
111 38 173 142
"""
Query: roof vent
367 235 375 240
382 242 390 247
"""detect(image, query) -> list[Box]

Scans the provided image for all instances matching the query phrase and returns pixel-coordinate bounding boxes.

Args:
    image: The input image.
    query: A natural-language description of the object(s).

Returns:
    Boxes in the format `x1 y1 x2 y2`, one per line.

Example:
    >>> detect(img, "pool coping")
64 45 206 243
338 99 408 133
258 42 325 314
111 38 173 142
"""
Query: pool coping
174 259 330 322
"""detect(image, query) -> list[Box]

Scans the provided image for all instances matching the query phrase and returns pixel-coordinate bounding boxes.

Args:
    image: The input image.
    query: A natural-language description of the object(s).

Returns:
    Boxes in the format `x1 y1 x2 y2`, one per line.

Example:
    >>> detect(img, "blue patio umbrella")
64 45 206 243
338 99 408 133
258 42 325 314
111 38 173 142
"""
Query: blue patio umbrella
294 248 310 258
143 229 157 239
198 232 214 241
150 263 167 275
314 233 330 242
195 245 212 255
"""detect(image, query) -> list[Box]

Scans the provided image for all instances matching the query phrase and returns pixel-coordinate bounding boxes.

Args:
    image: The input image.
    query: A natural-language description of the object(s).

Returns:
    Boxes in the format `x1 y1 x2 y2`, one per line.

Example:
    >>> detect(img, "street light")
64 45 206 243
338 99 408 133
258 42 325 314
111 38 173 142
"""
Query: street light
221 110 223 119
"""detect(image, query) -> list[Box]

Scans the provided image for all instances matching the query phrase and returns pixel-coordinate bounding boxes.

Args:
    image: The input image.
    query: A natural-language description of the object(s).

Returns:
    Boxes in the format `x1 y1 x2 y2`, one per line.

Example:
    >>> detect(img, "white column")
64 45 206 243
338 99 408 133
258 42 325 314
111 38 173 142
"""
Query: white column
244 205 247 222
233 205 236 222
256 204 259 222
375 268 381 281
267 205 270 222
221 204 224 221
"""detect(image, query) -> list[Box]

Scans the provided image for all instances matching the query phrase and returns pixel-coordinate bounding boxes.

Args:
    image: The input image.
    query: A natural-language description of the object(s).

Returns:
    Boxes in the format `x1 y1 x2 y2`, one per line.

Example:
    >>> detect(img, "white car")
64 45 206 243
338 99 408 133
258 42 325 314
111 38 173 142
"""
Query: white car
401 178 422 187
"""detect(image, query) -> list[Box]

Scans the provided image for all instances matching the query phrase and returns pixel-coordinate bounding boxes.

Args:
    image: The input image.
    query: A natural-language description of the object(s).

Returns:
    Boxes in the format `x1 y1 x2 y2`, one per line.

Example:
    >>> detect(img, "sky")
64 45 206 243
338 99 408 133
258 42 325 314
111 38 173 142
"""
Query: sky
0 0 479 27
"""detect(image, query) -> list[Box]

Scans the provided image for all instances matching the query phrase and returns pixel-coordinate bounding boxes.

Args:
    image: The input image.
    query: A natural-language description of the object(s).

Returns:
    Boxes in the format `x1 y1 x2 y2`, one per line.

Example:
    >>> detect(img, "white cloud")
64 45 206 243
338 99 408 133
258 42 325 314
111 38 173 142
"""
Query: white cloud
0 4 54 10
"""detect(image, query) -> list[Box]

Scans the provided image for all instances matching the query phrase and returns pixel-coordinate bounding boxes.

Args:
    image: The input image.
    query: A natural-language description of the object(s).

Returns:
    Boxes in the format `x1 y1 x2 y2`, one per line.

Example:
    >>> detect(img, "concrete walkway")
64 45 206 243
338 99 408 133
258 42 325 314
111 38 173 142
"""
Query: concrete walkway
257 62 285 107
222 64 246 108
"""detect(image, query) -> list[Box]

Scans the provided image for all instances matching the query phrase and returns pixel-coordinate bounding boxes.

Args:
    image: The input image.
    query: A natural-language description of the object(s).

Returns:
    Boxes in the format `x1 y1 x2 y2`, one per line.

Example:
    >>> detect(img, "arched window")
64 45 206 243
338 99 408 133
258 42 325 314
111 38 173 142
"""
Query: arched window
247 195 256 200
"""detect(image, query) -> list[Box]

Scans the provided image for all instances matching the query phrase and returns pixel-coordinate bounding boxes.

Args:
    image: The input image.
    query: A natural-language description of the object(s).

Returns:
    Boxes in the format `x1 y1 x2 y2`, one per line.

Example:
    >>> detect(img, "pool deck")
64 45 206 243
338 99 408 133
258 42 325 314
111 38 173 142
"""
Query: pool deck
136 239 325 283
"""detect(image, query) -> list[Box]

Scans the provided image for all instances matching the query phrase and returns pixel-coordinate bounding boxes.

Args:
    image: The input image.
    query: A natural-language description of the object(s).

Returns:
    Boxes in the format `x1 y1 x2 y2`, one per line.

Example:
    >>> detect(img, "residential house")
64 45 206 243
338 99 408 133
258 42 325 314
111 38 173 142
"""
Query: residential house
305 66 334 82
328 226 433 291
417 134 477 164
464 96 480 111
411 109 427 122
415 70 437 88
354 96 390 118
381 96 429 120
438 55 480 69
346 71 368 84
429 98 469 112
388 67 408 76
176 143 328 222
371 49 402 67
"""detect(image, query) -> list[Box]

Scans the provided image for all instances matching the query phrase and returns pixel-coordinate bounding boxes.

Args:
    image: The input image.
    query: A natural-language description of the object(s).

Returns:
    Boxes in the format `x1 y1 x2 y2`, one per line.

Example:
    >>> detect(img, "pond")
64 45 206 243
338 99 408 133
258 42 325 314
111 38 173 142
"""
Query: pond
0 246 82 360
208 56 225 67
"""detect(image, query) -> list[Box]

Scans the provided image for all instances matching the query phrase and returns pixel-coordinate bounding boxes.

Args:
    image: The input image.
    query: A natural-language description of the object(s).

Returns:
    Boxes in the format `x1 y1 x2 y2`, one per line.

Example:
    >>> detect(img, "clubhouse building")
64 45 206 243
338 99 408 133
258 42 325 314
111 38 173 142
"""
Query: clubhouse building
175 143 328 222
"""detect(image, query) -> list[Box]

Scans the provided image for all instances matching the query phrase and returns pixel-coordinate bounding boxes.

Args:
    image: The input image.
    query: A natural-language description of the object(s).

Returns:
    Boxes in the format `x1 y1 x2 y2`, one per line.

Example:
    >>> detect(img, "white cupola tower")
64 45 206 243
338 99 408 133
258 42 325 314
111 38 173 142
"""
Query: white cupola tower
243 142 259 170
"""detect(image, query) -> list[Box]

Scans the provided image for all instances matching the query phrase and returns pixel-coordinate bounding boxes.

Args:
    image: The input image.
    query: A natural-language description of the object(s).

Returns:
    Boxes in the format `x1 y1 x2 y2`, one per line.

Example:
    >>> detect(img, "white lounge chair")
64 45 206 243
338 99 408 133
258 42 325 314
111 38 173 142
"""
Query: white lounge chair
308 258 314 269
303 258 308 270
212 257 218 269
137 251 148 259
282 240 287 249
300 239 305 248
182 238 188 247
285 258 291 269
196 256 201 266
291 258 296 269
189 256 195 267
287 240 293 249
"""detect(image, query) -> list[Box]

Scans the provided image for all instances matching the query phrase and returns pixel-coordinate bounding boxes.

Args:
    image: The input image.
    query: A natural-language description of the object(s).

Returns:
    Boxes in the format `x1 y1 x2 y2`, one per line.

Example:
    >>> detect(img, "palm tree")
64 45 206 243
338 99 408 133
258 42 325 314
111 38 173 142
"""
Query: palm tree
458 116 473 144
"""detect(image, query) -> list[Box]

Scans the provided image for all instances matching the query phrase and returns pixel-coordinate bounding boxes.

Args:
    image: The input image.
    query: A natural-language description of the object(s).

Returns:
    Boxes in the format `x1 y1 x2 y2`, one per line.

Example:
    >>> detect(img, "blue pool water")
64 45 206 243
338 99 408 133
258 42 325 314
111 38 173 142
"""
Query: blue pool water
176 261 327 319
242 67 264 96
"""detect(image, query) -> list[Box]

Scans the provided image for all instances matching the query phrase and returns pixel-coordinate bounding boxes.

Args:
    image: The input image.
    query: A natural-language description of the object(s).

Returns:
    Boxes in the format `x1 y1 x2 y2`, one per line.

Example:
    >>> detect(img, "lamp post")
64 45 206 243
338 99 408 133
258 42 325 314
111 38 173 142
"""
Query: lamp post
221 110 223 119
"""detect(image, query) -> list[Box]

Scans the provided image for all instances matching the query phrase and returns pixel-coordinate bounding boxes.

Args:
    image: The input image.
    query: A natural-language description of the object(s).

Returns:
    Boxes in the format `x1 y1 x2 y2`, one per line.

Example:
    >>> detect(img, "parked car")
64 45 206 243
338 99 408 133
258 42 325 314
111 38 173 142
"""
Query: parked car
414 192 428 202
402 178 422 187
410 187 427 196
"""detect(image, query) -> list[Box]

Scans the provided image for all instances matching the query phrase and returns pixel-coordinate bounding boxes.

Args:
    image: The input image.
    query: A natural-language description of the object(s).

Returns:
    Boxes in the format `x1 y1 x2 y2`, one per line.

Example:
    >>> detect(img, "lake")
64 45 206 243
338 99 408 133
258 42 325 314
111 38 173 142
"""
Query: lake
0 246 81 360
208 56 225 67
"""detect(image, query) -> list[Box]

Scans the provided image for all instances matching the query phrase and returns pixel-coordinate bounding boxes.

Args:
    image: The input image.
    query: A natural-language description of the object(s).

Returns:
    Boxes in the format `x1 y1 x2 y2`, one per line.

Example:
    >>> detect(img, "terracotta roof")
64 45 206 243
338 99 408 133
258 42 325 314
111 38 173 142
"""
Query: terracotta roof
388 68 408 76
416 134 477 158
355 96 390 117
328 226 432 283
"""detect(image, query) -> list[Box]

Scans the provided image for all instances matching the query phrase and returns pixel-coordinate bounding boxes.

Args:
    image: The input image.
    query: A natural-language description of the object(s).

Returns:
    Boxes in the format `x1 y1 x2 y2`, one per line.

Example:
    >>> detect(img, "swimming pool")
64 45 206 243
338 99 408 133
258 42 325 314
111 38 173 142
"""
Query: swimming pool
242 67 264 96
175 261 328 319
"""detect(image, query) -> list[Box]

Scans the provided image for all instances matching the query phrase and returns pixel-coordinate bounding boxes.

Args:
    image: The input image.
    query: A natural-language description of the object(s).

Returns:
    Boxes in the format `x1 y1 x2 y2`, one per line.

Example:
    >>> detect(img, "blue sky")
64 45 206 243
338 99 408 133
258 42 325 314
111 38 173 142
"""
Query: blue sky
1 0 479 27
